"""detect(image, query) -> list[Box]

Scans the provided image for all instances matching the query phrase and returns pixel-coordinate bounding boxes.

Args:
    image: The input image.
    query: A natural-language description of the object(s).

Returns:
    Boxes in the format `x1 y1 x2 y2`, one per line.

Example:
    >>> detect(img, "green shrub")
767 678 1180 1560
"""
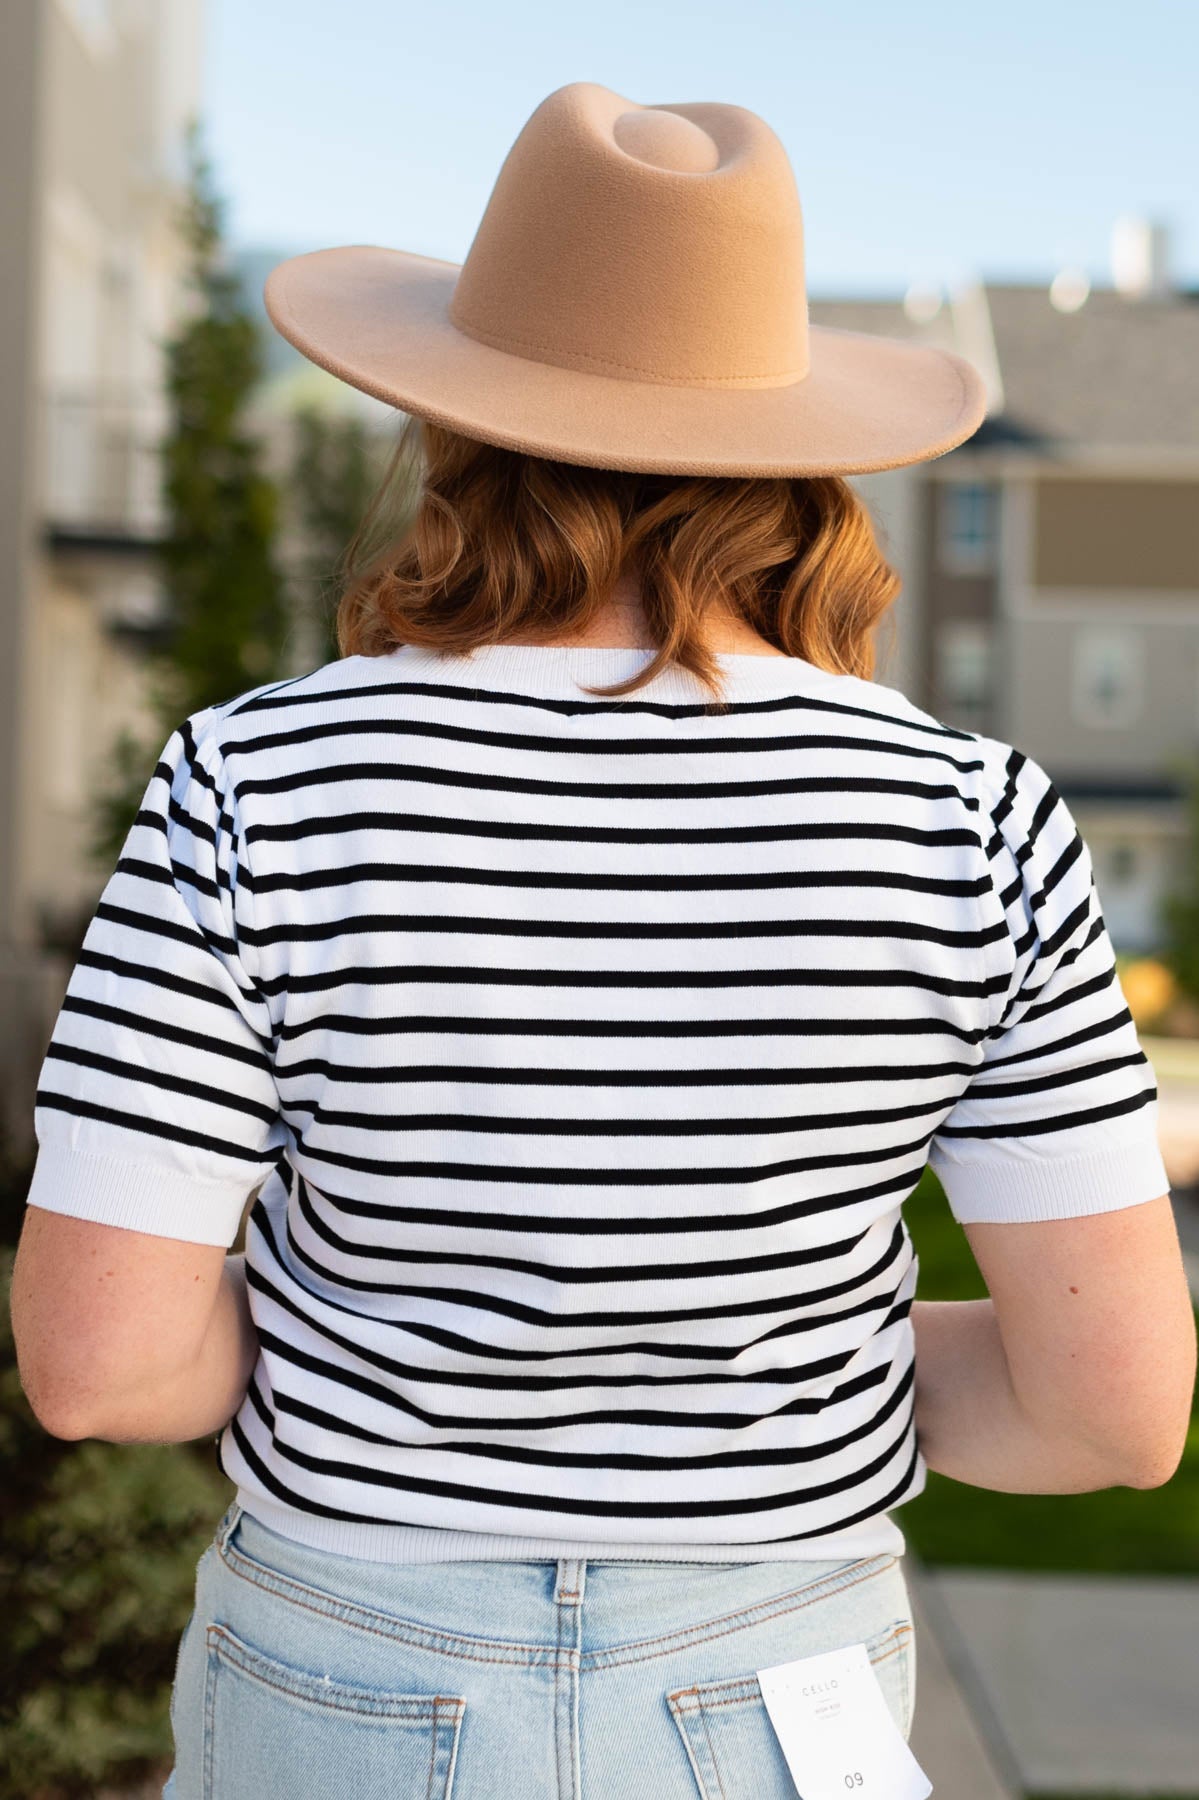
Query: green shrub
1 1240 231 1797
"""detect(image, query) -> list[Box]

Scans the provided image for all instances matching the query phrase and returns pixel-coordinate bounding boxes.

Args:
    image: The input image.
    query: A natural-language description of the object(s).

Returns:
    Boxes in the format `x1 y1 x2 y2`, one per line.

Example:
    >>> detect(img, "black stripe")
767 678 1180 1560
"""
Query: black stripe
278 1206 909 1326
975 1006 1126 1073
74 949 245 1015
260 960 1002 1001
275 1009 992 1045
935 1084 1155 1141
255 1322 872 1431
35 1091 278 1164
265 1359 915 1470
115 853 222 905
273 1052 978 1090
42 1041 279 1125
244 811 982 851
958 1049 1152 1103
224 672 981 743
239 909 999 952
288 1091 958 1138
286 1160 924 1236
234 1378 918 1520
288 1122 940 1185
291 1171 878 1287
291 1166 921 1238
96 898 239 965
246 1205 913 1380
223 1406 924 1539
232 713 988 771
60 993 274 1061
237 761 980 804
241 855 989 897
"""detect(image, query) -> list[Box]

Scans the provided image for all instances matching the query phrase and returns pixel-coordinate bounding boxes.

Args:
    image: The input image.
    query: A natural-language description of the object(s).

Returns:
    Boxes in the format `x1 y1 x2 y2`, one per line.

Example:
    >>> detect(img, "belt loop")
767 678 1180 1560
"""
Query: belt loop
556 1556 585 1605
215 1499 243 1552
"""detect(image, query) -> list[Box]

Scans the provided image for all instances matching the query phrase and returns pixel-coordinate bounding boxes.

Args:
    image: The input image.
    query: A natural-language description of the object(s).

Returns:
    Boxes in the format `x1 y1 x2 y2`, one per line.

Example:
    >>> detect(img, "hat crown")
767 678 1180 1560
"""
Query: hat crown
448 82 811 391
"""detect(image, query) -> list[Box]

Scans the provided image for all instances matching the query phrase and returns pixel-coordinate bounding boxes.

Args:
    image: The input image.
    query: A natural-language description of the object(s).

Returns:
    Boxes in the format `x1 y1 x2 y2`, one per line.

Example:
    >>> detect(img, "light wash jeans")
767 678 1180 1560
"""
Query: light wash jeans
164 1500 917 1799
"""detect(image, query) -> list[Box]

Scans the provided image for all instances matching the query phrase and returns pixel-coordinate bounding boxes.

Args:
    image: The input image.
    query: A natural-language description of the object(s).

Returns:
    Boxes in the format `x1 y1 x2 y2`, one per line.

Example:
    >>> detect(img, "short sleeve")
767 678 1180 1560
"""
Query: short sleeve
25 711 287 1246
927 744 1170 1224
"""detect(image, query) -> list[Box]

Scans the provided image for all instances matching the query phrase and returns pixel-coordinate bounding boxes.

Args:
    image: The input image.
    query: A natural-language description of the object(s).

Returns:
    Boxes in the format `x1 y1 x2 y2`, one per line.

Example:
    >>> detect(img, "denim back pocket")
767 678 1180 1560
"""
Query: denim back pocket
667 1617 914 1800
202 1623 466 1800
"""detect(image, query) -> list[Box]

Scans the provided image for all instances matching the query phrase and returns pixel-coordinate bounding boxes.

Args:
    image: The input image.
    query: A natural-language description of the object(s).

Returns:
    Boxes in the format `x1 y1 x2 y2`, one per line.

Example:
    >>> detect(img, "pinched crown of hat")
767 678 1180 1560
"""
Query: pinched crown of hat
264 81 987 476
447 88 811 389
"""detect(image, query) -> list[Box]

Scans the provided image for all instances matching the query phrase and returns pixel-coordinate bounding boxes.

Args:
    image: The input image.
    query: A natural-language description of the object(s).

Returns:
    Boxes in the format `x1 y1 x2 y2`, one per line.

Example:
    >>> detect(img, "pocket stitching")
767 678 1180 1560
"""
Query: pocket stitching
666 1620 913 1710
205 1623 467 1723
666 1622 914 1800
427 1696 444 1800
217 1536 550 1663
697 1698 730 1800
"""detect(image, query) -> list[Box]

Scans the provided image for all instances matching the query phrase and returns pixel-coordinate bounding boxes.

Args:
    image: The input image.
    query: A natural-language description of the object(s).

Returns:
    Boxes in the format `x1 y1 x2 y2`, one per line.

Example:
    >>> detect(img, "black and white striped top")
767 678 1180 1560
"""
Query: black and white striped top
27 643 1169 1565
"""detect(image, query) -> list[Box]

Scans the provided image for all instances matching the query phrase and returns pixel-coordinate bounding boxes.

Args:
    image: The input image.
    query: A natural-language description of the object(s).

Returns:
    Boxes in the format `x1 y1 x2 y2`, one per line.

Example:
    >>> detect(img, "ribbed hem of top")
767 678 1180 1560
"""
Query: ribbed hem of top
24 1140 253 1247
231 1487 907 1566
930 1132 1172 1224
383 641 845 704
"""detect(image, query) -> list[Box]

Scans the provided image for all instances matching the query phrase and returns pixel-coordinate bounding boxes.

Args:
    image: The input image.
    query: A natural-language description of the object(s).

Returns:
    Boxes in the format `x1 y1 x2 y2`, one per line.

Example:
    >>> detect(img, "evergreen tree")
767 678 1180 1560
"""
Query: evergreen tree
92 115 289 867
288 402 384 666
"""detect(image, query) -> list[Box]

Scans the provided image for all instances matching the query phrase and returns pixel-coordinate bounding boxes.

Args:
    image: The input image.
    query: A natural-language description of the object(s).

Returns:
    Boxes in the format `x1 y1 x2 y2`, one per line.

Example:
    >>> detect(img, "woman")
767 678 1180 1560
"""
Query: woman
12 82 1194 1800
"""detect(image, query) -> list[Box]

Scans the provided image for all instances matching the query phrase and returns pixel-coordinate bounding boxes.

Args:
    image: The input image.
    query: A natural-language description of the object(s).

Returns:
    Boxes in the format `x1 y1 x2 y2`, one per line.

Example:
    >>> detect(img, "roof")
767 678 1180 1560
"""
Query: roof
808 283 1199 453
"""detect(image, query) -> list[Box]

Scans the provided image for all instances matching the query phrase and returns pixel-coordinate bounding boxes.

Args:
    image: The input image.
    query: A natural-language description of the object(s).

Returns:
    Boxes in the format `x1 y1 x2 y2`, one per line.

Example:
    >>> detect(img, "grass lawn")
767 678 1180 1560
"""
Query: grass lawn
897 1169 1199 1576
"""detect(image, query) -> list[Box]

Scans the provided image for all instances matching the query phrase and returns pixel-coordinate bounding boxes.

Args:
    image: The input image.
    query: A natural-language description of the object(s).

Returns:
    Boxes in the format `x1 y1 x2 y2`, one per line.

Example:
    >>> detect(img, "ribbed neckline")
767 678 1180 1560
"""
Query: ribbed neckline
384 640 843 703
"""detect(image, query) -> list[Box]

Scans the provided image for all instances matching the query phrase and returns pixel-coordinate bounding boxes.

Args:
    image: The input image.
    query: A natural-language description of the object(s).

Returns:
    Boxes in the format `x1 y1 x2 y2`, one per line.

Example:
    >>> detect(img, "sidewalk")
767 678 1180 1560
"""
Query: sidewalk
905 1555 1022 1798
915 1565 1199 1795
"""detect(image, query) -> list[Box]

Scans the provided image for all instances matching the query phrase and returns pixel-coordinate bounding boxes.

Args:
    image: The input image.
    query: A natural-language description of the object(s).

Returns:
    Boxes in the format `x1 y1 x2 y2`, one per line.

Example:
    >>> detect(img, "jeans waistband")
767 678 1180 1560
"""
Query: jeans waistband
210 1499 902 1670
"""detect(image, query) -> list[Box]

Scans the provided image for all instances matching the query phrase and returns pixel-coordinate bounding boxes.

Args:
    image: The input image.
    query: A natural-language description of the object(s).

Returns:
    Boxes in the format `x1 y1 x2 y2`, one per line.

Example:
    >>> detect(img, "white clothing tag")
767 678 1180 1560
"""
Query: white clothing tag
756 1638 932 1800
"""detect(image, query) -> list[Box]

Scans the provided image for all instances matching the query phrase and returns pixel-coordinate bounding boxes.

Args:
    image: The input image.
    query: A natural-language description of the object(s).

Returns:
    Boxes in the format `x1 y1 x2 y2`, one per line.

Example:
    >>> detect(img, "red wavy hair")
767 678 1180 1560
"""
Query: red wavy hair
335 414 901 707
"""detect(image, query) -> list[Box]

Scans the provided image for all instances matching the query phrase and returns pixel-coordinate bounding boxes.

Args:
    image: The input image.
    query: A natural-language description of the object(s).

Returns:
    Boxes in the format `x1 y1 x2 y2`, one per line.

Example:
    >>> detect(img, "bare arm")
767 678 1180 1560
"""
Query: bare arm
10 1206 258 1444
911 1192 1196 1492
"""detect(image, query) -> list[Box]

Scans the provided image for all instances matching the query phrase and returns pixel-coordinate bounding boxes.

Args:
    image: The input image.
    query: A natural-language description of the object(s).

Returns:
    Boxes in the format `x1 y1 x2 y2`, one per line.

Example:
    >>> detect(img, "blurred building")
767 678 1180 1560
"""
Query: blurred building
825 231 1199 953
0 0 204 1147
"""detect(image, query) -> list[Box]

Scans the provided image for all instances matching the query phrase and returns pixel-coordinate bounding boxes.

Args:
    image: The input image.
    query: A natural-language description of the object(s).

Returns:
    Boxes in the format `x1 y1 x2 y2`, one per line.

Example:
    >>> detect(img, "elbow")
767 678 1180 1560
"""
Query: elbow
1120 1437 1189 1491
20 1376 102 1443
17 1355 179 1445
16 1347 123 1443
1101 1413 1192 1491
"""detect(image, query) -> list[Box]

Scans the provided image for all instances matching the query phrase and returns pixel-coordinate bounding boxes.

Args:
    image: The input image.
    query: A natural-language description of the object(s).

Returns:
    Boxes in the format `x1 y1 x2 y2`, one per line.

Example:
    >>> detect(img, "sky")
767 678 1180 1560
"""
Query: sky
202 0 1198 300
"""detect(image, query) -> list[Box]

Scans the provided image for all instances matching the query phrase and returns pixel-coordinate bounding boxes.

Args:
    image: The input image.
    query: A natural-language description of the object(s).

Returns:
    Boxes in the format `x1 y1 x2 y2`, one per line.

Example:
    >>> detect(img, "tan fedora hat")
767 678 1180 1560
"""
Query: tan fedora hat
263 81 987 477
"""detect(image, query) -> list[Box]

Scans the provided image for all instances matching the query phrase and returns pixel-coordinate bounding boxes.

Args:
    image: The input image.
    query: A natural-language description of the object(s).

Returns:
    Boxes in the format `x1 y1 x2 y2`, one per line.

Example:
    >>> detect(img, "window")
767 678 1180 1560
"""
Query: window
1071 626 1143 728
1108 843 1137 883
936 620 994 722
938 482 998 575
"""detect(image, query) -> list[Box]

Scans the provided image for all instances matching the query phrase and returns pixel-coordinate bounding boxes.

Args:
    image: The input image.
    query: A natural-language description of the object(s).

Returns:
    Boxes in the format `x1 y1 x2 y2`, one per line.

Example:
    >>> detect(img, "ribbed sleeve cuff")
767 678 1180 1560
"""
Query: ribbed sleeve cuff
932 1133 1173 1224
24 1142 255 1247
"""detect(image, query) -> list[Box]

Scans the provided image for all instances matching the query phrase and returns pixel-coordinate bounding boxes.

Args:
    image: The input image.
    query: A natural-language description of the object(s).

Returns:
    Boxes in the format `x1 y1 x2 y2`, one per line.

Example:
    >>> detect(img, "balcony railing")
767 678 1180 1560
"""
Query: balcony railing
41 383 168 545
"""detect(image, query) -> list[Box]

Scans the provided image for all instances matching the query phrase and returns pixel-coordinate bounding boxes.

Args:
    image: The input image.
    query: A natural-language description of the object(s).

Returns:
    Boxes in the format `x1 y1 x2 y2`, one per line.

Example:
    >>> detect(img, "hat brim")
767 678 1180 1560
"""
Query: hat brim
264 246 988 478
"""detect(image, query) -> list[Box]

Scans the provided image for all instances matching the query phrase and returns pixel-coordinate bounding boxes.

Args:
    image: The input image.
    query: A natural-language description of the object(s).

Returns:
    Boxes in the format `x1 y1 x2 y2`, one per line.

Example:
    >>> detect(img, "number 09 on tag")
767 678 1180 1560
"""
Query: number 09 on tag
755 1639 932 1800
